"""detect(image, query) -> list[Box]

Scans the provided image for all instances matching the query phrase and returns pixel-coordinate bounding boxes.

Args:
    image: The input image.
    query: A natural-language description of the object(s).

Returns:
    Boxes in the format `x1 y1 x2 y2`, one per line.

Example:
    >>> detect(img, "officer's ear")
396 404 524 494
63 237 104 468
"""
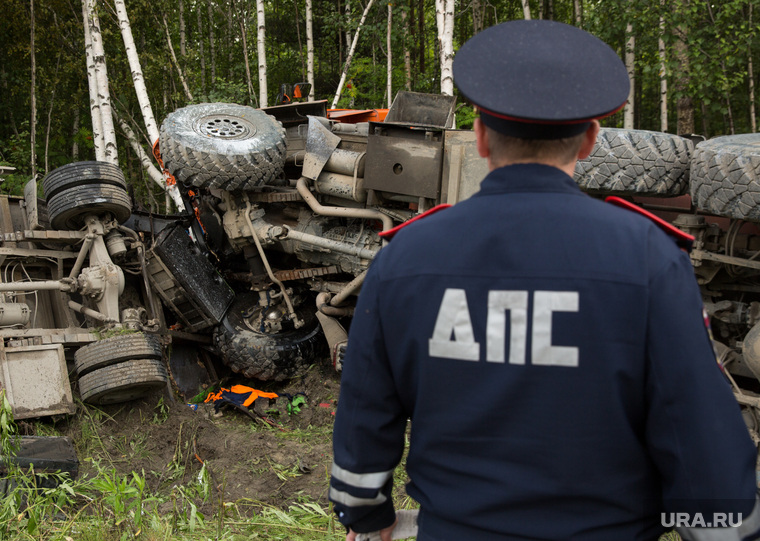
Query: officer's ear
577 120 600 160
474 117 490 160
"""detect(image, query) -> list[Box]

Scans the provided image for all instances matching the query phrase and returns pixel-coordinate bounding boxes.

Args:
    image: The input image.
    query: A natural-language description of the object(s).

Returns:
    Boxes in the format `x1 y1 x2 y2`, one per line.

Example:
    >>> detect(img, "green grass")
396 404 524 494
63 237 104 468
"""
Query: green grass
0 391 683 541
0 392 344 541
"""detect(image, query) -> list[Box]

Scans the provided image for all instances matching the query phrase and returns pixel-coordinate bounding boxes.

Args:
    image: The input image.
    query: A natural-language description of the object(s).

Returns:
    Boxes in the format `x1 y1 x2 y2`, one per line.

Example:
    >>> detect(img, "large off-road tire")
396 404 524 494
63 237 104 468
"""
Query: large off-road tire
77 358 168 405
43 161 132 230
42 161 126 200
159 103 286 191
574 128 693 197
74 333 163 377
47 184 132 230
690 134 760 221
213 292 323 381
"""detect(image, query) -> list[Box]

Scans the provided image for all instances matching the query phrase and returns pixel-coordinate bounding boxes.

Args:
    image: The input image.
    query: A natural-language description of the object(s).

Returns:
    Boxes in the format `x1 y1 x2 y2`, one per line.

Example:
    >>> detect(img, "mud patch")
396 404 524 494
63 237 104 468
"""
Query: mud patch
53 359 341 514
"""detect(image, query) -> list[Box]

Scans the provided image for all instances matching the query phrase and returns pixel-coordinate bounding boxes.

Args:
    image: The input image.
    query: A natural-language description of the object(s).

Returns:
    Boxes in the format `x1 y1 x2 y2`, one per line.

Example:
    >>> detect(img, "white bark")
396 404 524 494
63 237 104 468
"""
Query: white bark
331 0 376 109
306 0 315 99
345 0 352 54
658 3 667 132
435 0 454 96
624 21 635 130
387 3 392 108
238 10 255 105
162 14 194 102
114 113 164 188
114 0 160 145
256 0 267 107
82 0 104 161
84 0 118 165
521 0 531 20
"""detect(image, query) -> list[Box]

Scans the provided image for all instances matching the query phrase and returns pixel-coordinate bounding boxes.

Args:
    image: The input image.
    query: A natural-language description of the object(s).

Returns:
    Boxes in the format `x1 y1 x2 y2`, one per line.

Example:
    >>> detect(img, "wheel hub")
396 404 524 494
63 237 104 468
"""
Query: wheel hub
196 115 257 139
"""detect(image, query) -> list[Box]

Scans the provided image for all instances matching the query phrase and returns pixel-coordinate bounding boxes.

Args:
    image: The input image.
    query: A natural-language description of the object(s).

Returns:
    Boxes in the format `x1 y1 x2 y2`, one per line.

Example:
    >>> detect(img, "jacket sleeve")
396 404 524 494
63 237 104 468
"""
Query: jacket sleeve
644 242 758 521
329 256 408 533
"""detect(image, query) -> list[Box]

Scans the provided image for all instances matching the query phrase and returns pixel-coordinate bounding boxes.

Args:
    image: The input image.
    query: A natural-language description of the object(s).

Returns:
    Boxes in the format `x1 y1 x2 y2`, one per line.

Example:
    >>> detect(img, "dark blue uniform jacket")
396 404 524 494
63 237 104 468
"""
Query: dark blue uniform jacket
330 164 757 540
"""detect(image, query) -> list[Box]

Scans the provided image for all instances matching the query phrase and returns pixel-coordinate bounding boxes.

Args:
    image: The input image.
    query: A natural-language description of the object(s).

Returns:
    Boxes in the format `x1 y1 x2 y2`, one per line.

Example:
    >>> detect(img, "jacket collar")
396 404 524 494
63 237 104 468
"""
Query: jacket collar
475 163 584 197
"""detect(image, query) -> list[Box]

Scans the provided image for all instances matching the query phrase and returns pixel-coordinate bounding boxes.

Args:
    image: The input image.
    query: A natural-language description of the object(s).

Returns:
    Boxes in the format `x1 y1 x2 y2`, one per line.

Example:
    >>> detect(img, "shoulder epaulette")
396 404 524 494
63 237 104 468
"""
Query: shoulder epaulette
605 196 694 252
378 204 452 241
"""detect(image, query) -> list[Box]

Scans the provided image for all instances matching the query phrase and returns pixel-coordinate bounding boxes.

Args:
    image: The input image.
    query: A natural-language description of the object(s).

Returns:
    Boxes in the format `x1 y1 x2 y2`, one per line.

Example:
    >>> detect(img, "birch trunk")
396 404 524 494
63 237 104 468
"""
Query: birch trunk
387 3 392 108
114 112 164 189
30 0 37 174
658 3 667 132
256 0 267 107
85 0 118 165
331 0 376 108
624 21 635 129
238 4 255 106
306 0 315 99
435 0 454 96
521 0 531 20
82 0 104 161
162 14 194 102
115 0 160 145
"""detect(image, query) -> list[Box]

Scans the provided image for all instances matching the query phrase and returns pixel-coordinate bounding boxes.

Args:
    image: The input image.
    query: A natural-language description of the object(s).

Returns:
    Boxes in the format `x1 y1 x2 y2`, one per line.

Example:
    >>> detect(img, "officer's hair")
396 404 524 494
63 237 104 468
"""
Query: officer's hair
486 127 586 166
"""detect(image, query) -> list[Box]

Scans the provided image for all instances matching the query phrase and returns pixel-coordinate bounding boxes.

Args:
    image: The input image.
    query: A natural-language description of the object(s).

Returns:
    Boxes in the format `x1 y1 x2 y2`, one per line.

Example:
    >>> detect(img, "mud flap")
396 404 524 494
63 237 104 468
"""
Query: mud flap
315 312 348 371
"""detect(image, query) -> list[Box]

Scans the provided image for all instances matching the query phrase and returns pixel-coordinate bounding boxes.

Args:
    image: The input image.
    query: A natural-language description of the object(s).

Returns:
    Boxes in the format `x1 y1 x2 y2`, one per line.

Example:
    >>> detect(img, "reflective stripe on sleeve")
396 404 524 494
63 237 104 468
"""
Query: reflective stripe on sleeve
331 462 394 489
329 486 388 507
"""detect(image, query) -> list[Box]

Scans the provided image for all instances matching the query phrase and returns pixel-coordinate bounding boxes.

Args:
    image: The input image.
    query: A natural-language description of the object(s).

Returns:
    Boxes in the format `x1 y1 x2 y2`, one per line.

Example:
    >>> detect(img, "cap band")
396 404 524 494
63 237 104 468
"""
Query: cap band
480 110 591 139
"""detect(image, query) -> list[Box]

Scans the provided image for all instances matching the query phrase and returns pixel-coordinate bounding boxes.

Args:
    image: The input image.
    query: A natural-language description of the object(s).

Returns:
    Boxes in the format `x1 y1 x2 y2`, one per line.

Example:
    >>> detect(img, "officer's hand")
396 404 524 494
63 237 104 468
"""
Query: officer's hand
346 518 398 541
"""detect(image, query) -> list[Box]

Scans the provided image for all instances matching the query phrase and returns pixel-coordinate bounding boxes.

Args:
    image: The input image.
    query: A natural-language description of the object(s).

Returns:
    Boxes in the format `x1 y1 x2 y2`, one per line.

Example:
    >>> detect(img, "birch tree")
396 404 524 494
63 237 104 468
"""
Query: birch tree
256 0 268 107
306 0 315 99
115 0 160 145
83 0 118 165
521 0 531 20
435 0 454 95
331 0 376 108
387 3 392 108
624 20 635 129
162 14 194 102
82 0 104 161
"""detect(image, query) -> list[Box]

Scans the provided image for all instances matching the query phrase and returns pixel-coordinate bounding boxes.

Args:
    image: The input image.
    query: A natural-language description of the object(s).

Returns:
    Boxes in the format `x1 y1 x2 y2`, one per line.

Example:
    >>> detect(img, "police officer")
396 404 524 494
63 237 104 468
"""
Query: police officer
329 19 760 541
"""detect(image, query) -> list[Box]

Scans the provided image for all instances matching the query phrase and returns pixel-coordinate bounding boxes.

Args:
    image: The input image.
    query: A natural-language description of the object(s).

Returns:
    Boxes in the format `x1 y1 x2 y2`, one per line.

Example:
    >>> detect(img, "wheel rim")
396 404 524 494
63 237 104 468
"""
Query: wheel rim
195 114 257 140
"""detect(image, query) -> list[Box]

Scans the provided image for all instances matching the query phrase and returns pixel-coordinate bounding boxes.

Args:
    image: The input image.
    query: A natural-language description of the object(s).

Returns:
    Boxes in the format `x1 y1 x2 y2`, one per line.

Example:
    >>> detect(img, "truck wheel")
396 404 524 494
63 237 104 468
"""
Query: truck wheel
42 161 126 200
213 292 323 381
74 333 163 377
47 184 132 230
77 358 168 405
690 134 760 221
159 103 286 191
574 128 693 197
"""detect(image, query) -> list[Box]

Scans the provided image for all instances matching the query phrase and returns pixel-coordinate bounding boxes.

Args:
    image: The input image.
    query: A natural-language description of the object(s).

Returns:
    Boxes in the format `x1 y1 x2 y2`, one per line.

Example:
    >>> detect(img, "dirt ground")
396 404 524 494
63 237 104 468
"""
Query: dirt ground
40 353 343 516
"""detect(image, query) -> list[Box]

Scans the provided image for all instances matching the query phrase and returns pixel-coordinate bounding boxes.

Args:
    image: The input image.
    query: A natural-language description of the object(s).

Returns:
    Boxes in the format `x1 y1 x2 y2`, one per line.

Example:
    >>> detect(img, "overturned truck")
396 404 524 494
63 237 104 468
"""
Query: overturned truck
2 93 760 439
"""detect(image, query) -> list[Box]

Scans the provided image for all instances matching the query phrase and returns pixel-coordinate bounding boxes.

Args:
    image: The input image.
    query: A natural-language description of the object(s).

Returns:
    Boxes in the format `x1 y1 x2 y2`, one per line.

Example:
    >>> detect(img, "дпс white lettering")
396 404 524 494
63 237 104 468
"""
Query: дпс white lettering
428 288 579 366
